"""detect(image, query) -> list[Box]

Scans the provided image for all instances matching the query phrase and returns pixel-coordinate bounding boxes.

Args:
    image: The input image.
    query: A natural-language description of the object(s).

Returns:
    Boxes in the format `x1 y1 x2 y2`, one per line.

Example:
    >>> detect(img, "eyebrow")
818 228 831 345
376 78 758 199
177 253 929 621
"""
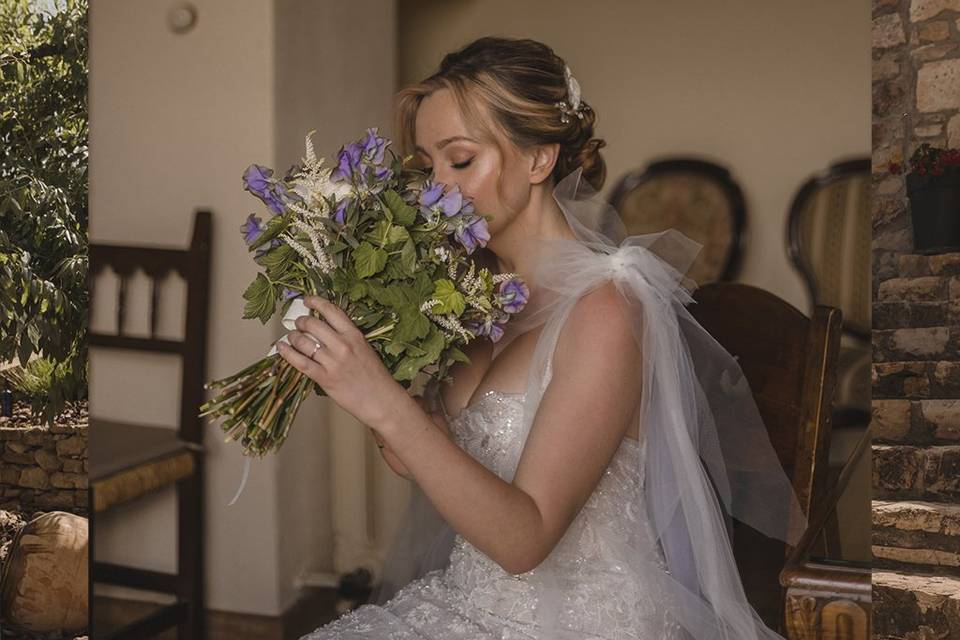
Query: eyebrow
414 135 477 155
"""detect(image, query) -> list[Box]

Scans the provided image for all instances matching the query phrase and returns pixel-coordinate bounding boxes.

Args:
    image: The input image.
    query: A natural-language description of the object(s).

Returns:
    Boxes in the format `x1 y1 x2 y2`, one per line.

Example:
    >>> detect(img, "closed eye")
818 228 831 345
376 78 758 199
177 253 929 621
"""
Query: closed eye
421 157 473 173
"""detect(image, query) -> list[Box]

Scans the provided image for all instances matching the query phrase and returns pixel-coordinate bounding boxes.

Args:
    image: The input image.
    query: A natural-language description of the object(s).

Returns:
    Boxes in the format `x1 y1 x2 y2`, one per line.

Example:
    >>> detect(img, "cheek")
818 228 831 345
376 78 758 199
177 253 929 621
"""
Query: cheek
462 154 528 230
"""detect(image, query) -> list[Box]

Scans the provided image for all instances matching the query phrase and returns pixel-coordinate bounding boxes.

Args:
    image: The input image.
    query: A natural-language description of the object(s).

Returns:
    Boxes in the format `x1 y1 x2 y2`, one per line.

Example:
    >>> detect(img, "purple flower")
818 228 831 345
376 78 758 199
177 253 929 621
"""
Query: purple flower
454 215 491 254
373 165 393 183
282 288 301 300
241 213 266 245
488 319 507 342
439 187 463 217
243 164 288 215
243 164 272 194
331 142 363 183
333 198 350 225
361 128 389 165
419 181 444 209
465 316 508 342
254 237 282 259
498 278 529 314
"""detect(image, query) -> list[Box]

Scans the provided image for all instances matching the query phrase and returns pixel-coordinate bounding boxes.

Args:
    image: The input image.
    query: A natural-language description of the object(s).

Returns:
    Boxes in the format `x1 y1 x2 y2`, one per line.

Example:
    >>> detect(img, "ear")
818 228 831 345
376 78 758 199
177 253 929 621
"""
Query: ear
527 142 560 185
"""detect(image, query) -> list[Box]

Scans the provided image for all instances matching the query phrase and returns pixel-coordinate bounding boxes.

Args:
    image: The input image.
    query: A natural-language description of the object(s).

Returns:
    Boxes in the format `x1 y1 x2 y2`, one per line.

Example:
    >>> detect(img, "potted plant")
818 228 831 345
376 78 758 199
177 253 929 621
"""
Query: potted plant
891 142 960 254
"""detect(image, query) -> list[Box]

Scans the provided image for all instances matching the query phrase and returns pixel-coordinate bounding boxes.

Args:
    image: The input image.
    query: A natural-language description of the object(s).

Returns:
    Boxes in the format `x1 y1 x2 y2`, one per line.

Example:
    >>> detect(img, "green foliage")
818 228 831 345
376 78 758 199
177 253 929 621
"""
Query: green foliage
2 355 88 412
0 0 89 424
431 279 466 315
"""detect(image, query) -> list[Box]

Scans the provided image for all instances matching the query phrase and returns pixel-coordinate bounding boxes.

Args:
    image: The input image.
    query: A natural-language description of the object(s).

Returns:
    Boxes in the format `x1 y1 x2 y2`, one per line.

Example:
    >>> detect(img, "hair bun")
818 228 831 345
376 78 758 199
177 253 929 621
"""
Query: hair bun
555 102 606 191
572 137 607 192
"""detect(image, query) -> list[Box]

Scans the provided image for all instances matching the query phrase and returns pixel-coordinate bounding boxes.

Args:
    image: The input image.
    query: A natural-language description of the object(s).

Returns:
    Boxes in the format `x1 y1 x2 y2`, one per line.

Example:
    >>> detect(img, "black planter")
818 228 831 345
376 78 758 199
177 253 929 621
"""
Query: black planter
907 171 960 255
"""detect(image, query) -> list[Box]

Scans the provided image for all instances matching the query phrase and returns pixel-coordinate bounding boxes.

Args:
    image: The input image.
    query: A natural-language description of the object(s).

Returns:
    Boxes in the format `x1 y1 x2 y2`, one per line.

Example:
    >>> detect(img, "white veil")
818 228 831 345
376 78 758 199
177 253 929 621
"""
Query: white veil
370 167 807 640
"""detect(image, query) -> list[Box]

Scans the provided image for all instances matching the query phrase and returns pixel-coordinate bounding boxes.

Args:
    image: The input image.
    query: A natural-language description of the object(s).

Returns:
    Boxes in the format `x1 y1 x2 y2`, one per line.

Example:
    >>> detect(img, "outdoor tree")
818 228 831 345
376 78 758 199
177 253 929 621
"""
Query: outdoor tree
0 0 88 424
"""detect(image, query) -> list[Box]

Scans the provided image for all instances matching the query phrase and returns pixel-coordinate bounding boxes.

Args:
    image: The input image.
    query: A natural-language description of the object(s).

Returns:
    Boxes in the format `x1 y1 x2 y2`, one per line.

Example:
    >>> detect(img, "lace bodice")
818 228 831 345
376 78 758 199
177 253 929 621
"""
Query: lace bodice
436 388 682 639
302 382 683 639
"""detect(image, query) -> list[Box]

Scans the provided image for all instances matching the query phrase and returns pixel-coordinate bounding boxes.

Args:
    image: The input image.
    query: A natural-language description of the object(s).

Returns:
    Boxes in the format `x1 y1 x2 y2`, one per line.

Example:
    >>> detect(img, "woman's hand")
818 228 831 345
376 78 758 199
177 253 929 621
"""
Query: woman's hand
275 295 410 430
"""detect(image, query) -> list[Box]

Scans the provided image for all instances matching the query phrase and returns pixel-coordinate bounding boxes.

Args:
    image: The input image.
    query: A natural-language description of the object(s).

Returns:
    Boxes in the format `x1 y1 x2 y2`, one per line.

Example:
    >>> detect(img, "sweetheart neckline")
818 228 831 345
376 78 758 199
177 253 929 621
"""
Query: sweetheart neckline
447 389 641 450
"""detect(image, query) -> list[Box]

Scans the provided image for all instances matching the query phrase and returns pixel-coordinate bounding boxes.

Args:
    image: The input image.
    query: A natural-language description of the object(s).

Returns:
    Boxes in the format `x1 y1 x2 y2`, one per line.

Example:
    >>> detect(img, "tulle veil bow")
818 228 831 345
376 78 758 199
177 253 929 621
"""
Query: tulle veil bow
372 167 806 640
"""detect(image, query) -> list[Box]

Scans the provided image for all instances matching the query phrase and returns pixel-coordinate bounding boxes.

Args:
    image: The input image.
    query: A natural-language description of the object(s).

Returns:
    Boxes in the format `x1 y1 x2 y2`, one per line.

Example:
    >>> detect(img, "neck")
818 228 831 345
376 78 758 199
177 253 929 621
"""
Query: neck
485 181 578 325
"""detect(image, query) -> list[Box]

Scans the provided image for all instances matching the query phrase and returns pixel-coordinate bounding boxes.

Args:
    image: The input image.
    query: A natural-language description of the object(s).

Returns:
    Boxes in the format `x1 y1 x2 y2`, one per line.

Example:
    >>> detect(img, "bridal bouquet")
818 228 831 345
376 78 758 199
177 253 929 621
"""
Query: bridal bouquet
199 128 528 457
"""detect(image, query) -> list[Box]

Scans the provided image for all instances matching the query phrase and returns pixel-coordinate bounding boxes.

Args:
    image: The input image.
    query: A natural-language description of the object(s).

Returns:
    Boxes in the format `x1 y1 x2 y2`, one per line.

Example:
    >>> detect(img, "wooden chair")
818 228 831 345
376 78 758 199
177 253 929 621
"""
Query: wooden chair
779 423 872 640
689 282 841 634
609 158 747 285
786 158 871 431
88 210 212 640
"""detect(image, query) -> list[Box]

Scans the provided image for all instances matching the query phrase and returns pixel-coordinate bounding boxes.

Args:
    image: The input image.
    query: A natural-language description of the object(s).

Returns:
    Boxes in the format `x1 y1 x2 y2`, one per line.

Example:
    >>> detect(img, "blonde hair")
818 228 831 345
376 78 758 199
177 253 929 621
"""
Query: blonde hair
394 36 607 193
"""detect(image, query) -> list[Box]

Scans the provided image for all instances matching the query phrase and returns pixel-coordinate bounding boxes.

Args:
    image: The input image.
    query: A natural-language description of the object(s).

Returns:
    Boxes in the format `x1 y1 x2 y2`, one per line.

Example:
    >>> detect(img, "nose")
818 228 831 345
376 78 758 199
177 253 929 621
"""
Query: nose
431 166 457 192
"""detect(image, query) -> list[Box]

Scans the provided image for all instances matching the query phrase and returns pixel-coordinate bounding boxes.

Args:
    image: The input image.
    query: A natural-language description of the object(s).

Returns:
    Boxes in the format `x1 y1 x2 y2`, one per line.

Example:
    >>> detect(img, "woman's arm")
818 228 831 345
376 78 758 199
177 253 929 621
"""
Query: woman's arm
375 281 643 575
372 396 448 480
375 339 493 480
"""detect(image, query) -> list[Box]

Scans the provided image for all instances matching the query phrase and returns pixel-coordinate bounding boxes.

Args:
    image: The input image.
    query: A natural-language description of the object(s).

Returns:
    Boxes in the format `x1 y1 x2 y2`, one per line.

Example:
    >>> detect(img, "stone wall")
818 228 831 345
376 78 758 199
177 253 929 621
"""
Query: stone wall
0 424 88 518
871 1 960 637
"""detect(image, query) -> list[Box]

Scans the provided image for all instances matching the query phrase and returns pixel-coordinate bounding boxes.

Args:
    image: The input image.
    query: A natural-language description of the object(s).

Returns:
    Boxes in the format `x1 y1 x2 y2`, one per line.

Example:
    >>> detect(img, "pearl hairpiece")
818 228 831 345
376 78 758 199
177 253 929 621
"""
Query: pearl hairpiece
555 64 588 124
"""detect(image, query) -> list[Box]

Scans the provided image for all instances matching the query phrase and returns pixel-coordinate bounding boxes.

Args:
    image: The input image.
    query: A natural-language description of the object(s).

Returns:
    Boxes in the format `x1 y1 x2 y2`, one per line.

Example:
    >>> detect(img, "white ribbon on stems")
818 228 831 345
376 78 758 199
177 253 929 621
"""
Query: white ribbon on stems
227 297 313 506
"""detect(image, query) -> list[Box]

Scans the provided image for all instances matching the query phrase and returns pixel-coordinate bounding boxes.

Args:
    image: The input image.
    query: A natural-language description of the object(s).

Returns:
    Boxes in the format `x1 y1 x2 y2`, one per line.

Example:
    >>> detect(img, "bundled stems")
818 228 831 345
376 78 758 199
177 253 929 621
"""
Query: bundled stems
199 352 325 457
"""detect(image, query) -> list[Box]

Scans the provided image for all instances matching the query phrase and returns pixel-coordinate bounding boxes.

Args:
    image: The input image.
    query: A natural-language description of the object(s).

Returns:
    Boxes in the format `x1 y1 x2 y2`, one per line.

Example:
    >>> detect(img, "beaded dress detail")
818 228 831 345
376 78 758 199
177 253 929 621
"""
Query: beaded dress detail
300 356 683 639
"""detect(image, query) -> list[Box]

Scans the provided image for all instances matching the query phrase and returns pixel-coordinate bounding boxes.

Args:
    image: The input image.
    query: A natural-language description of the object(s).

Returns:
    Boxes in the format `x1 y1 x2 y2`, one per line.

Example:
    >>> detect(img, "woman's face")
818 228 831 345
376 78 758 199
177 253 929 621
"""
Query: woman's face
414 88 532 235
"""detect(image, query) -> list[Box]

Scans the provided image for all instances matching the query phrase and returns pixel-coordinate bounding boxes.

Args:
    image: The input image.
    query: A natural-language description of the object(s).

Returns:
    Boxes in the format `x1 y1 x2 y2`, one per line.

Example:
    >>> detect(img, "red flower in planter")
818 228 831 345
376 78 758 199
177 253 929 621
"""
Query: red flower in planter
906 143 960 179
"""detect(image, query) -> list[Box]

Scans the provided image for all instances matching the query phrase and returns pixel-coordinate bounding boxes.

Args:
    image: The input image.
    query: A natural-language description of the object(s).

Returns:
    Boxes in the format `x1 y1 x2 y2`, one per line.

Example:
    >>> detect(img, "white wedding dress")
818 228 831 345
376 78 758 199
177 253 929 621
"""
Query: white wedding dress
300 167 804 640
301 350 683 639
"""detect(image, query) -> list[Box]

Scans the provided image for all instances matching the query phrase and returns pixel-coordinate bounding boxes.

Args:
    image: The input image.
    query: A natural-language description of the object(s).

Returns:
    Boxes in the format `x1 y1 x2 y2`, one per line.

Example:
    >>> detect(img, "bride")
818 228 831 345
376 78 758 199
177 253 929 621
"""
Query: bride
280 36 806 640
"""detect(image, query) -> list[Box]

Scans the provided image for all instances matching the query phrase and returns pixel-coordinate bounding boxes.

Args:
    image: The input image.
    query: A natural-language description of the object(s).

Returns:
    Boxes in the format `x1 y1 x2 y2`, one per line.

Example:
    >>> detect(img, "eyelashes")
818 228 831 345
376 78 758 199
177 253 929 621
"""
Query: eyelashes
422 157 474 173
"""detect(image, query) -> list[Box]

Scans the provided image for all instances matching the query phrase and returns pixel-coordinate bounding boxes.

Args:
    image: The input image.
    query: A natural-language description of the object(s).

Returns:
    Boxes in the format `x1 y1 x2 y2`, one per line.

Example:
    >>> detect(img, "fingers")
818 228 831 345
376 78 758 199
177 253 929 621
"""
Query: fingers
304 295 361 337
276 339 326 380
284 329 332 367
292 314 344 358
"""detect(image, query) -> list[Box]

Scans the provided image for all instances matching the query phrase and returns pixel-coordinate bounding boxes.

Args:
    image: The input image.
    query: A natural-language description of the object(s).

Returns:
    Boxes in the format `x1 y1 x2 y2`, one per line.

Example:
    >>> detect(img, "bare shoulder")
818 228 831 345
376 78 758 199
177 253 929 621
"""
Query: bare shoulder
555 280 641 372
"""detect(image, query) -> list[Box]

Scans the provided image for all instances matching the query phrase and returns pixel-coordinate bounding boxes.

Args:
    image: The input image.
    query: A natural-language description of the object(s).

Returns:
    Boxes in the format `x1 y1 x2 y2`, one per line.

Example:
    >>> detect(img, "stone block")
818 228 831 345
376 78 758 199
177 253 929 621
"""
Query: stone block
873 570 960 638
50 472 86 490
18 467 49 490
33 448 61 472
918 59 960 112
911 0 960 21
874 499 960 568
875 13 907 48
56 435 85 456
873 398 914 439
919 20 951 41
874 327 957 362
878 276 947 301
920 399 960 441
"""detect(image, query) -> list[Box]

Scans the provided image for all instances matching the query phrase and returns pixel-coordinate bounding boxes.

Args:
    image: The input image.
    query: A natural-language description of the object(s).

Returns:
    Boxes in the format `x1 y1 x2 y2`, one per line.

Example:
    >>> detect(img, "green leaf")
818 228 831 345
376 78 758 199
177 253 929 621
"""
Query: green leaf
242 273 275 323
432 279 466 316
366 280 406 308
347 280 367 302
448 346 470 364
259 243 297 280
391 327 444 382
384 340 407 357
412 271 435 304
383 189 417 226
387 225 410 245
394 306 431 343
330 268 351 294
250 214 288 252
421 326 445 361
399 239 417 275
353 241 387 278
